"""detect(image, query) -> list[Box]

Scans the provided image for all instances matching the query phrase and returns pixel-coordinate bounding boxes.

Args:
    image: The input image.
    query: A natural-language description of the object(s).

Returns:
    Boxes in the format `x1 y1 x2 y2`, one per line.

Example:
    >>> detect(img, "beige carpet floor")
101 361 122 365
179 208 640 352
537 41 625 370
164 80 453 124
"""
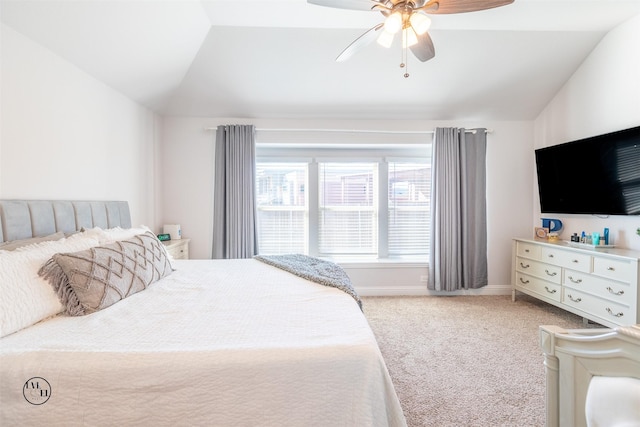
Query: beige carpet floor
362 294 602 427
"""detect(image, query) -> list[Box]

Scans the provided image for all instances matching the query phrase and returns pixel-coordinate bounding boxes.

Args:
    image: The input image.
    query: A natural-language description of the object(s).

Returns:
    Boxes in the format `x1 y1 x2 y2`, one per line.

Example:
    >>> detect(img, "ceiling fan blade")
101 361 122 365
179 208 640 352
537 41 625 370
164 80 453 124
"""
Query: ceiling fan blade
307 0 381 11
410 31 435 62
336 23 384 62
423 0 514 14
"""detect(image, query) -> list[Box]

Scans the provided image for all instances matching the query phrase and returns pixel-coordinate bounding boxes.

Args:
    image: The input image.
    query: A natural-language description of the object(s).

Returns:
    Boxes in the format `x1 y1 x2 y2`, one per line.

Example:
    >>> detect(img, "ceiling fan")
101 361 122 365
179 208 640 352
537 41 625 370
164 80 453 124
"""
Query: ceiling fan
308 0 515 77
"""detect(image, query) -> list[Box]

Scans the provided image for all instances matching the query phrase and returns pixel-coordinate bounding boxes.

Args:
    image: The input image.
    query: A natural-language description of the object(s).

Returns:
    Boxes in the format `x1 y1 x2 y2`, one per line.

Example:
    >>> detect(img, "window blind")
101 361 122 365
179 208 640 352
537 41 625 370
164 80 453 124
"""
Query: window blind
318 162 378 255
388 161 430 255
255 163 307 255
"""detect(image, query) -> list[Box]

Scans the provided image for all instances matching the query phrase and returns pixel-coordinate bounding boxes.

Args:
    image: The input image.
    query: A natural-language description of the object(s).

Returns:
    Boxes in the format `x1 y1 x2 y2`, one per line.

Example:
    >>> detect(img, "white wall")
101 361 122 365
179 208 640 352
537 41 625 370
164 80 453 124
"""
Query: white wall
0 24 159 226
161 117 533 295
534 14 640 251
159 117 215 254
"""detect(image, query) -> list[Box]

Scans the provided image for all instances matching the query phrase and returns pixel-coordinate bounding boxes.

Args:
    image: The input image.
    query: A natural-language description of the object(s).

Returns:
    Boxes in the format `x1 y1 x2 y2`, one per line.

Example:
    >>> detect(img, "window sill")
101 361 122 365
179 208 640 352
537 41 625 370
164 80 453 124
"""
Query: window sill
323 256 427 269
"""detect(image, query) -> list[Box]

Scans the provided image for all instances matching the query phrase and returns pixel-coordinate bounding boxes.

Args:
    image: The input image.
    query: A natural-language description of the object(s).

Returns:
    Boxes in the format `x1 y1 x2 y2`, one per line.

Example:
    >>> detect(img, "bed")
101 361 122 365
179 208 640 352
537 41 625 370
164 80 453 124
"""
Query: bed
540 325 640 427
0 200 406 426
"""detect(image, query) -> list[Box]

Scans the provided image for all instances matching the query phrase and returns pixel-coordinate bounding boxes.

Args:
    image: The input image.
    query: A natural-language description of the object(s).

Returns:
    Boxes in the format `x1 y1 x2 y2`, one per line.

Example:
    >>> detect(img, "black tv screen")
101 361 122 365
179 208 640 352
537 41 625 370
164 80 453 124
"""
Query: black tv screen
535 126 640 215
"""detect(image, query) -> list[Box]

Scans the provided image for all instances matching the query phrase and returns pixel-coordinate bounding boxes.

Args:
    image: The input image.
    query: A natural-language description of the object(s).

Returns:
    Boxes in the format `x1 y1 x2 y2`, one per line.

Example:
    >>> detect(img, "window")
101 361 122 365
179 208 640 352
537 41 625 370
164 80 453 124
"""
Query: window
256 163 307 255
255 132 431 260
388 161 430 256
319 163 378 255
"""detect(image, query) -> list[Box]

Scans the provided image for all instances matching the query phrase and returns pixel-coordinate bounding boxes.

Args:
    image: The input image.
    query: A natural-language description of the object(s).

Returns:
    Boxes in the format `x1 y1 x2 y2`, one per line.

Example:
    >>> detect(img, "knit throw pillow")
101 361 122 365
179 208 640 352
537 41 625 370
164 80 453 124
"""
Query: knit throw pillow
39 231 173 316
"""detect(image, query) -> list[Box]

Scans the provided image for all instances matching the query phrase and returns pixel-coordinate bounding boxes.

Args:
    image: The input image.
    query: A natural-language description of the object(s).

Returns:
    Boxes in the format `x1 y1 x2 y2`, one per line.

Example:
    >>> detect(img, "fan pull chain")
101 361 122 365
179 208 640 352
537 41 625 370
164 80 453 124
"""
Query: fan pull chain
400 29 405 69
404 51 409 78
400 28 409 78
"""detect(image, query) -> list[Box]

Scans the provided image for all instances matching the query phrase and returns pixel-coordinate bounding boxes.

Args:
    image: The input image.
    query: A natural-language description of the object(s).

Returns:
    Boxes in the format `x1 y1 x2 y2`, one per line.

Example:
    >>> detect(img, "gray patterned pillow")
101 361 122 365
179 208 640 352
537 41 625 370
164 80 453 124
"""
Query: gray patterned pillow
39 231 173 316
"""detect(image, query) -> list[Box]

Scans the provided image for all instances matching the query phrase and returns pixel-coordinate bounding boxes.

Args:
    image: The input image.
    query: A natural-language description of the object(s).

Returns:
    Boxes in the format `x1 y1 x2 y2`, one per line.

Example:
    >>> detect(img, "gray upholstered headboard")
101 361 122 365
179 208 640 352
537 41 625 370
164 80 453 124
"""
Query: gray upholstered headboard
0 200 131 243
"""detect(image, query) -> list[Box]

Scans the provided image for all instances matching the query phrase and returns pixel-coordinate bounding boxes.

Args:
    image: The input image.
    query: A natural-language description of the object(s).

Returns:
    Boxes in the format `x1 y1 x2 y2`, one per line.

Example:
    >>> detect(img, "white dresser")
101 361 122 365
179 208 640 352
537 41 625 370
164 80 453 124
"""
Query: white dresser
512 238 640 328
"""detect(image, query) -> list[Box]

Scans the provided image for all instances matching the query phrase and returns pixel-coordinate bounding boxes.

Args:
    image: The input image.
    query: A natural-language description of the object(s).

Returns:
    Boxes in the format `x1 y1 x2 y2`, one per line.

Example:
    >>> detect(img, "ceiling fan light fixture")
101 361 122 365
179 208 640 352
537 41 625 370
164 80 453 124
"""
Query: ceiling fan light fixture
402 27 418 48
311 0 516 77
383 12 403 34
409 12 431 35
376 29 395 48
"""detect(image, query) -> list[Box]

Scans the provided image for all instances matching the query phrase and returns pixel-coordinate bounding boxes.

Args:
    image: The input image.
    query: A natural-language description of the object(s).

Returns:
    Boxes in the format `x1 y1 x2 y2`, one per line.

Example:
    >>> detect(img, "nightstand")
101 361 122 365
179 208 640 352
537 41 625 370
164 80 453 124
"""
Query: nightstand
162 239 190 260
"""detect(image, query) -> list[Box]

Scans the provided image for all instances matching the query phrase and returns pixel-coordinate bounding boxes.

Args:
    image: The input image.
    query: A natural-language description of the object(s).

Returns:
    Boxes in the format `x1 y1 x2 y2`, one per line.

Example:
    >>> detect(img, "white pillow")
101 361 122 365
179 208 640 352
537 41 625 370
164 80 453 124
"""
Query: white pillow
0 233 103 337
82 225 152 244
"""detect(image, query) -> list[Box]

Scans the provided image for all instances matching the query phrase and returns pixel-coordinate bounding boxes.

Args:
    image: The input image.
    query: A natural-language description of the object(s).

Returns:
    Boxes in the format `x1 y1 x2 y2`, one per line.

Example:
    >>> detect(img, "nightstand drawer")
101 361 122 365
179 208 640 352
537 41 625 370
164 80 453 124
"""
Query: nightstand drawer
162 239 190 260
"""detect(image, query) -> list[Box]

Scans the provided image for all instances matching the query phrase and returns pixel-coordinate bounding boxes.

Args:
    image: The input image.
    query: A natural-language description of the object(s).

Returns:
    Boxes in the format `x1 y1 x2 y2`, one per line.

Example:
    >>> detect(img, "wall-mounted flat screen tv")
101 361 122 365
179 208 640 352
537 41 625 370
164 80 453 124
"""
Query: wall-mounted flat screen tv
535 126 640 215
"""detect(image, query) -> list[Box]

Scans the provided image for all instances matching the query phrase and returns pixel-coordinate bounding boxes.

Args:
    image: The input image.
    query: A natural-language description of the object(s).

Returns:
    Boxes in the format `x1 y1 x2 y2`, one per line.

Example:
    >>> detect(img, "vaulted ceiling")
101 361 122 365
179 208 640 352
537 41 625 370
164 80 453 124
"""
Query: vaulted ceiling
2 0 640 120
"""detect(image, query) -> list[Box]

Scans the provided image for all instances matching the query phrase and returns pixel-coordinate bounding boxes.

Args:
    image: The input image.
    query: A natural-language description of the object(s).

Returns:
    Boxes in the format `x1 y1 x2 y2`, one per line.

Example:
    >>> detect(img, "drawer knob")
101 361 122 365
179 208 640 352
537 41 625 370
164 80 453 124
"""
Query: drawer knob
607 266 615 271
519 278 530 284
520 262 530 268
525 249 530 253
568 276 582 284
606 308 624 317
572 259 579 263
544 269 557 277
544 286 557 294
606 287 624 296
548 254 554 258
567 294 582 303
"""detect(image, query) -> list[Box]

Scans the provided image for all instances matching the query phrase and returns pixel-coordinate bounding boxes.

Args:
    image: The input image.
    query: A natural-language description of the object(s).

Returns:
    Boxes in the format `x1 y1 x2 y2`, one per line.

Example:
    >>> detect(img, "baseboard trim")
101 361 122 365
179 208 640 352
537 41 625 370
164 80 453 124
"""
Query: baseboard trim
356 284 512 297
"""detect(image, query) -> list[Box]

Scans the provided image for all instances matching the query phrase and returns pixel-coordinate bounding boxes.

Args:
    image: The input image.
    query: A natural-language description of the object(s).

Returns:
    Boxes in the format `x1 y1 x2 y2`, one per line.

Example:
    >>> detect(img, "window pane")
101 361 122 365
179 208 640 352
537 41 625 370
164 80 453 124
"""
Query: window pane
257 210 306 254
319 163 377 255
256 163 307 254
388 162 430 256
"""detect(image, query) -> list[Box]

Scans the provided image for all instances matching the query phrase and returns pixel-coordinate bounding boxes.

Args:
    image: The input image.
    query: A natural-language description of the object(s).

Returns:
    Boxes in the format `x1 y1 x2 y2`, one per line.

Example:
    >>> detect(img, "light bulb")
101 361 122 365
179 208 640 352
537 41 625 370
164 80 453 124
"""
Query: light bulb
410 13 431 35
403 28 418 48
377 30 395 48
384 12 403 34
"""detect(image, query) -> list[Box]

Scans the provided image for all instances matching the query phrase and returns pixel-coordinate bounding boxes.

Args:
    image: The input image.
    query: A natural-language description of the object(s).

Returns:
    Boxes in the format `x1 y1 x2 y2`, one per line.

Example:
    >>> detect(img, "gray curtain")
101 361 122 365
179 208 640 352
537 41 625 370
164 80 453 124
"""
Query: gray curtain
428 127 487 291
212 125 258 259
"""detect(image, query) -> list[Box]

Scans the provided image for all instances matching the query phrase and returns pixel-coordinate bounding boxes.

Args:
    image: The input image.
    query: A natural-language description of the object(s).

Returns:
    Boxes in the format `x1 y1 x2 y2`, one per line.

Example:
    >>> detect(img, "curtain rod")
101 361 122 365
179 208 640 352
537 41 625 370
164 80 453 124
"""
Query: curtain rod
204 127 492 134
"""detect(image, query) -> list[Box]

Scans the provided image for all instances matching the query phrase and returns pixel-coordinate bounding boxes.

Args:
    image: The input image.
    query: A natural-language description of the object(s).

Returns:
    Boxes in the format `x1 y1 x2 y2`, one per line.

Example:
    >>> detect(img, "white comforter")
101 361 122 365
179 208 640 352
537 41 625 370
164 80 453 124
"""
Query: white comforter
0 259 406 427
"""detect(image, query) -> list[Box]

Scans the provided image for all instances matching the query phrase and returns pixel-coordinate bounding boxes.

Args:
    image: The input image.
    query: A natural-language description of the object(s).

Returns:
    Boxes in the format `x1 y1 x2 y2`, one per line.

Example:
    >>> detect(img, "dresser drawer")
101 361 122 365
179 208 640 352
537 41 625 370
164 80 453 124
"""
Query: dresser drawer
563 269 632 305
517 242 541 260
541 247 591 272
516 257 561 284
592 256 632 282
563 288 632 323
515 272 561 302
